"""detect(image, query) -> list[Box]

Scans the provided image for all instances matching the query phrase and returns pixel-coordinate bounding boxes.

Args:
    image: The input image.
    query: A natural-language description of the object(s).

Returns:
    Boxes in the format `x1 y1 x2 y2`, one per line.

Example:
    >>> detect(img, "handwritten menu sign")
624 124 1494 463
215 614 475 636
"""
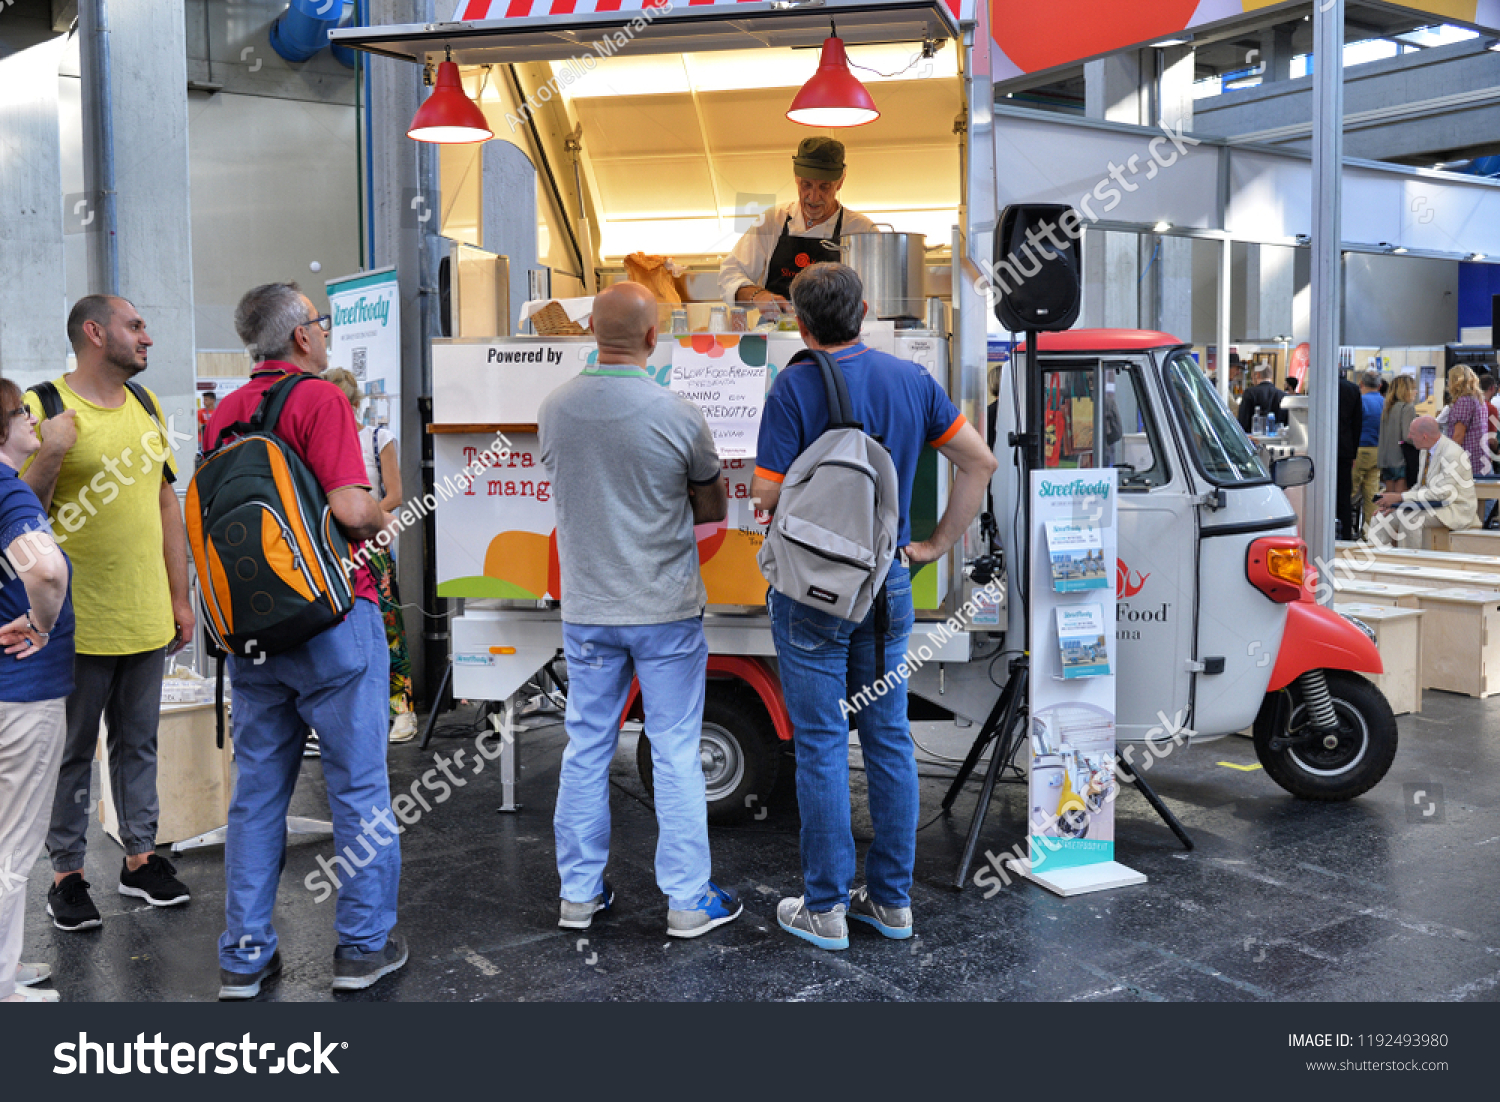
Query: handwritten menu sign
669 335 768 459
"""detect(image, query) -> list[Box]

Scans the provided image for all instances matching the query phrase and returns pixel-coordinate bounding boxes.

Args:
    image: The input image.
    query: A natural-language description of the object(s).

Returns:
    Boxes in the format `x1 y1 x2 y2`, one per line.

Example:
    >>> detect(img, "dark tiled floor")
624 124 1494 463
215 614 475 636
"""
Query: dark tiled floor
19 690 1500 1002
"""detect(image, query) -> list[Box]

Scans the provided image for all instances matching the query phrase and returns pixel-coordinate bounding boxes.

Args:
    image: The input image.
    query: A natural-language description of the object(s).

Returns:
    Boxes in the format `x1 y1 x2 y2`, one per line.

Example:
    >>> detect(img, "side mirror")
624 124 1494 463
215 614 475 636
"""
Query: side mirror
1272 455 1314 488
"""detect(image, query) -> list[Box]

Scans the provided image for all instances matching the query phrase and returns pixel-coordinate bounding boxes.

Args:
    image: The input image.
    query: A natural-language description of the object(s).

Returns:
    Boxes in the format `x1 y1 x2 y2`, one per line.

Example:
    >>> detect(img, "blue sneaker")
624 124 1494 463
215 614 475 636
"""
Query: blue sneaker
666 882 742 938
776 896 849 951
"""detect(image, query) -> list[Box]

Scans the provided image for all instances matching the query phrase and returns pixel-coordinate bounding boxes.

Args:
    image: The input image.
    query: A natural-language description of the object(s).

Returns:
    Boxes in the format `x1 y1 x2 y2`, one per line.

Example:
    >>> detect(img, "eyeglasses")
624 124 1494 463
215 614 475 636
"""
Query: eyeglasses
8 408 30 421
296 314 332 336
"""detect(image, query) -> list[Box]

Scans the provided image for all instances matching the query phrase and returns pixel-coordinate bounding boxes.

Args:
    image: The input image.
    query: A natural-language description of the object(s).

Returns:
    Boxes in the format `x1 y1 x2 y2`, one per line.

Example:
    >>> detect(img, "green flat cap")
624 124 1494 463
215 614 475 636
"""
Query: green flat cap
792 136 846 181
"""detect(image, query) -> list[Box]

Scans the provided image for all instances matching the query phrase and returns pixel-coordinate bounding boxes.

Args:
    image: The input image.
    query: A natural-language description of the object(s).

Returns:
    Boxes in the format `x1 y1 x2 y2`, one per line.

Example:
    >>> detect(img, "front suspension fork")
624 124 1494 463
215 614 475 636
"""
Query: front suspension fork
1268 669 1342 753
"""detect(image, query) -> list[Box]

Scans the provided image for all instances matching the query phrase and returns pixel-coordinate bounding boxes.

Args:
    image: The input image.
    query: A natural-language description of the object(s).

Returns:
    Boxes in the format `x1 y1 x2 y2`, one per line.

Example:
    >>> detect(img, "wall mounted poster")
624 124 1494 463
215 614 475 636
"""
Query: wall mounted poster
1016 468 1144 896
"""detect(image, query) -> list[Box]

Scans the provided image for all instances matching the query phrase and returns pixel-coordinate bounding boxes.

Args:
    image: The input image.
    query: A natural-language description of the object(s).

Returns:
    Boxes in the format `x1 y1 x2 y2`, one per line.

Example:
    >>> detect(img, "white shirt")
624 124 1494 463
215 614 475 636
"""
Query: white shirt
717 200 878 303
359 424 391 502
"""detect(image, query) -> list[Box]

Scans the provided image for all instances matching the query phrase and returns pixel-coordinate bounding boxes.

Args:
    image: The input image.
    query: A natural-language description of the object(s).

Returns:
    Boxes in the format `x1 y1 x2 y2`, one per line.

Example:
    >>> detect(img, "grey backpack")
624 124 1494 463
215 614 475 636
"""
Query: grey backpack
758 349 900 625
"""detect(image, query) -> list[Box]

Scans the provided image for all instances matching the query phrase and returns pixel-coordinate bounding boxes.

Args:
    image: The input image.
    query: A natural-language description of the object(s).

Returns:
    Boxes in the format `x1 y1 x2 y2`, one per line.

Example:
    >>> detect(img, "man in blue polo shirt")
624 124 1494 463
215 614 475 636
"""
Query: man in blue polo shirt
750 263 996 950
1353 370 1384 538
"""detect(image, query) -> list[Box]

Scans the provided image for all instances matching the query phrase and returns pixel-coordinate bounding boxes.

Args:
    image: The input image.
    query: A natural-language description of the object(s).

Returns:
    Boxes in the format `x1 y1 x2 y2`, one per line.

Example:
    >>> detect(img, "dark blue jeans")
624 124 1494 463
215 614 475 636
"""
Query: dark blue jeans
218 601 397 971
769 563 916 913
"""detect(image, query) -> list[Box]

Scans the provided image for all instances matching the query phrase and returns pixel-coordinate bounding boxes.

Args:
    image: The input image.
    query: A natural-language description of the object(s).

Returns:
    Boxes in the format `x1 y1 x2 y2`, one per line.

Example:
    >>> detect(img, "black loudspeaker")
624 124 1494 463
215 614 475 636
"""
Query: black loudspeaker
993 203 1082 333
1491 293 1500 349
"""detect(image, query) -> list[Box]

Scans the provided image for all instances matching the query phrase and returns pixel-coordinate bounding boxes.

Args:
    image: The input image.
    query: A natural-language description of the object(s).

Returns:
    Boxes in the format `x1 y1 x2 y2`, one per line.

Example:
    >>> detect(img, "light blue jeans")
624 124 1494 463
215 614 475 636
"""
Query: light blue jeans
557 617 710 911
769 564 917 913
218 601 398 972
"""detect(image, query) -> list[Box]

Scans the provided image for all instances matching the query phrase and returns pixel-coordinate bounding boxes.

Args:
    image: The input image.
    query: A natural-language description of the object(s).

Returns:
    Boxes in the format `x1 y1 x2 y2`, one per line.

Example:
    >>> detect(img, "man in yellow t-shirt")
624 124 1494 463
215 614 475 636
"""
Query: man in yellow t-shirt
22 295 196 931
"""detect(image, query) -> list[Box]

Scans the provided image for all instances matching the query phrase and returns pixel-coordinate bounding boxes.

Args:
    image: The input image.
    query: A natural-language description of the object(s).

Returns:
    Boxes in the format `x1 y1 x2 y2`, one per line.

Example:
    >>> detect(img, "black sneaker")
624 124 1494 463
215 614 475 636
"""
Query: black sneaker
47 874 102 931
217 951 282 1001
331 932 408 992
118 855 191 907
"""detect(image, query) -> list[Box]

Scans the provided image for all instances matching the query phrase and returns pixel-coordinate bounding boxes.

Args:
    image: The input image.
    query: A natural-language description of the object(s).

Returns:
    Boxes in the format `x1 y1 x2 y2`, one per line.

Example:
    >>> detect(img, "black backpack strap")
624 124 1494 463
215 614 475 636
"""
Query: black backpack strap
214 658 226 750
252 373 314 434
123 380 166 432
790 348 860 430
26 382 64 420
214 372 314 442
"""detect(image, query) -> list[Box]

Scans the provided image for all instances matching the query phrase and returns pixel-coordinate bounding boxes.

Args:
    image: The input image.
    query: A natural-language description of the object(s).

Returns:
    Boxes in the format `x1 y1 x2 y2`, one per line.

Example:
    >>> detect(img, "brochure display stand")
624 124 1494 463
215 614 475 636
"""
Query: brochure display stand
944 329 1190 892
1004 469 1146 897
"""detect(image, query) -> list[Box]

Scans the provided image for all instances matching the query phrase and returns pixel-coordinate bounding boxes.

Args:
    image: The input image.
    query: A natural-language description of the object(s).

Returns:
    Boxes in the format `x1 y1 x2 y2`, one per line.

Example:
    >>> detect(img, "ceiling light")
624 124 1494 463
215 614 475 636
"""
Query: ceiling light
1487 38 1500 51
408 49 493 144
786 26 880 128
1152 35 1193 48
1152 220 1171 233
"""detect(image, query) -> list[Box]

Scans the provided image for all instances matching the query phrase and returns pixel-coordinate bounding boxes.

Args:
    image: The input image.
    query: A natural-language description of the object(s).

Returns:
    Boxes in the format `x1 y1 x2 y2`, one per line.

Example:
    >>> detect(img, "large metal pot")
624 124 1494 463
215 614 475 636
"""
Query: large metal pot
839 228 927 320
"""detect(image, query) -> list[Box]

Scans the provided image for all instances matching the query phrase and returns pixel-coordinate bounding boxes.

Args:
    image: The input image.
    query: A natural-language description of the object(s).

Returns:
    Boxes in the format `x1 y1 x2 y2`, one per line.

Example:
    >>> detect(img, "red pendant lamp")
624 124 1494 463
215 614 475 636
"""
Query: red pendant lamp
787 26 880 128
408 48 493 144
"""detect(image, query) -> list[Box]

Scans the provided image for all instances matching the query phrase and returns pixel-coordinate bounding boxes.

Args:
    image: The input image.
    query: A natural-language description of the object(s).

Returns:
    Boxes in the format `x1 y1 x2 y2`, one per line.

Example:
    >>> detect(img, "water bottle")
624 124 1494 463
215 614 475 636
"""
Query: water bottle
1266 413 1278 437
1252 411 1265 436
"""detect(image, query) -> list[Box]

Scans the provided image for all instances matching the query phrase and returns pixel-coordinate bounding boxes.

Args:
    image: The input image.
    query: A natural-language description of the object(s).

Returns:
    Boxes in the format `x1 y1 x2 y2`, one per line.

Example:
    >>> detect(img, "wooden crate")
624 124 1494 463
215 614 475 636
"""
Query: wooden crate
1337 604 1423 715
1449 529 1500 555
1411 587 1500 698
1331 579 1425 609
100 701 233 846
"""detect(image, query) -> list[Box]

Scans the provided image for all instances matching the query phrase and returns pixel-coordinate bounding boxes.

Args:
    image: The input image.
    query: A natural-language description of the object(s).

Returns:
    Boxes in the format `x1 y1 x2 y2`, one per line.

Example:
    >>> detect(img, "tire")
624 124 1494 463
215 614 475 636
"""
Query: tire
1252 670 1398 801
637 684 782 825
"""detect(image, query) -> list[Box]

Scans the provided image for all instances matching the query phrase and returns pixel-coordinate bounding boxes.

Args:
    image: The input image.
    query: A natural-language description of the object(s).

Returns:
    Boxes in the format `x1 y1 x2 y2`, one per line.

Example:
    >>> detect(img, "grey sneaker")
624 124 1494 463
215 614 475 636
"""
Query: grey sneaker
218 951 283 1001
559 881 614 930
331 933 408 992
667 882 742 939
848 885 913 940
776 897 849 951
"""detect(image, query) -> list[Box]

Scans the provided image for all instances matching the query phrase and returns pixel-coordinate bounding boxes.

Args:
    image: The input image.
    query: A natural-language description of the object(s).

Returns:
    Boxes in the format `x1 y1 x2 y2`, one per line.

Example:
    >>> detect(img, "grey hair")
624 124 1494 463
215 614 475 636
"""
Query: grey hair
1360 370 1381 388
789 263 865 346
234 282 307 362
1252 362 1273 381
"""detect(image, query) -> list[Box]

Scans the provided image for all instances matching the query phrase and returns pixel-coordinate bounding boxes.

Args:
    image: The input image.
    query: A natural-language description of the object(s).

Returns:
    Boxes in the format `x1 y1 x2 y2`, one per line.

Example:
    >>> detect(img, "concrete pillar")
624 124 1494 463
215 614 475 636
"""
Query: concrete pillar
0 36 69 389
370 0 440 702
1084 47 1193 334
481 141 540 333
1241 243 1295 339
1259 25 1297 84
78 0 197 474
1084 51 1145 125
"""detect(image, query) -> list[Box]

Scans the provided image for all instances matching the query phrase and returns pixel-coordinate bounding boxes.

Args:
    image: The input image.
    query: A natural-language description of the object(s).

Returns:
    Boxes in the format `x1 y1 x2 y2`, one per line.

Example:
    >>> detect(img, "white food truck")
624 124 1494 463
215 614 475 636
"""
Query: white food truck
335 0 1394 826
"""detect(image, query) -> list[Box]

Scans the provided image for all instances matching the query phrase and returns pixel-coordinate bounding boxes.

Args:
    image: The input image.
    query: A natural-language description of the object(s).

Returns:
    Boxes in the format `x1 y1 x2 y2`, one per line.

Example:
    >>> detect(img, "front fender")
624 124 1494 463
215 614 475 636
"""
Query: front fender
1266 601 1383 692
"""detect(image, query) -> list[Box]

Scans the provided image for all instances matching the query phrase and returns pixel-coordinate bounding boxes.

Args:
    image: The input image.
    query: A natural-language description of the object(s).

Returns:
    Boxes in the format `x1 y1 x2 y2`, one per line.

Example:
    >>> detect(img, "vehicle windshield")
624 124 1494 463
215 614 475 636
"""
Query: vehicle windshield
1163 350 1269 484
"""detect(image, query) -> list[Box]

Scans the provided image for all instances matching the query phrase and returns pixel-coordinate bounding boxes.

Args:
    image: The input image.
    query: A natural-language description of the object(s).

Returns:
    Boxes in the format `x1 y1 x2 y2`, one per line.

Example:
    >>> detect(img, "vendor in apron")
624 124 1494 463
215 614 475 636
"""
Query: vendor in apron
718 137 878 312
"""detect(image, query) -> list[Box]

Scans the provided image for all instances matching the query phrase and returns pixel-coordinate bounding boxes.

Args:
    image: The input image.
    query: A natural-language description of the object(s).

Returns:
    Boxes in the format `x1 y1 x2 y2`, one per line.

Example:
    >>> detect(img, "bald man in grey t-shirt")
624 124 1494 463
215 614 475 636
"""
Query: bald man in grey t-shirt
538 281 742 940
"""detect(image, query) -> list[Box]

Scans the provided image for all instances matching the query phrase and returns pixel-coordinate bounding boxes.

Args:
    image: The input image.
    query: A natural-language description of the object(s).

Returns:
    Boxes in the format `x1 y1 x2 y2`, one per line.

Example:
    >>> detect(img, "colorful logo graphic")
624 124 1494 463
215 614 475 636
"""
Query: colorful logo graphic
1116 559 1149 599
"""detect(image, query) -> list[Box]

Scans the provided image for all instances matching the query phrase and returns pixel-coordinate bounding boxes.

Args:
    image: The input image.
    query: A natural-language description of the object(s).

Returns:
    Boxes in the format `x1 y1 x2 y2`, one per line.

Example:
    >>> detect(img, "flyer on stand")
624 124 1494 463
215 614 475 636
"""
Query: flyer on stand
1045 520 1109 592
1057 604 1110 679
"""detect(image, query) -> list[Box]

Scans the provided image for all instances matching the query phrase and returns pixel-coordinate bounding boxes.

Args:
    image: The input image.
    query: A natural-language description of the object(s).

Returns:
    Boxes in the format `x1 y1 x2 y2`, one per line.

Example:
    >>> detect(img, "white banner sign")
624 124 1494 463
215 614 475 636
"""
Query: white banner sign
326 266 401 437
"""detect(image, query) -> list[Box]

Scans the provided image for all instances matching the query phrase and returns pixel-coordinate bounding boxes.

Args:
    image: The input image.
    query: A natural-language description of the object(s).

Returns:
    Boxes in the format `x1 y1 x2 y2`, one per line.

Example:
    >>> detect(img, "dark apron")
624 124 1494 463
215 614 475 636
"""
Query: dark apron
763 208 845 298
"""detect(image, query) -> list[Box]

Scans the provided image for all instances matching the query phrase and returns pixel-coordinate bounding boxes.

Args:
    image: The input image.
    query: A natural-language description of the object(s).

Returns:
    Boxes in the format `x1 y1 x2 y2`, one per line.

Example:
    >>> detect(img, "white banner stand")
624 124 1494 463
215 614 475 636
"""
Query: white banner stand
1006 468 1145 898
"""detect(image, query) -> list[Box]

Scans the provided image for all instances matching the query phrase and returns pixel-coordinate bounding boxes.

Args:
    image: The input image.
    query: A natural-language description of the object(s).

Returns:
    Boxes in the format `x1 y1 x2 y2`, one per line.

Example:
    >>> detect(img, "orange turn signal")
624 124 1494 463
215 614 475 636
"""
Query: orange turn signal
489 646 517 655
1247 537 1307 603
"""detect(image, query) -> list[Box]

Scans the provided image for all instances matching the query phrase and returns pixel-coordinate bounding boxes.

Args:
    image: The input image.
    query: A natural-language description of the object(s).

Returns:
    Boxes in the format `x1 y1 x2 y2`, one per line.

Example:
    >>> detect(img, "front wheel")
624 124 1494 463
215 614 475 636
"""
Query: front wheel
637 684 782 825
1252 670 1397 801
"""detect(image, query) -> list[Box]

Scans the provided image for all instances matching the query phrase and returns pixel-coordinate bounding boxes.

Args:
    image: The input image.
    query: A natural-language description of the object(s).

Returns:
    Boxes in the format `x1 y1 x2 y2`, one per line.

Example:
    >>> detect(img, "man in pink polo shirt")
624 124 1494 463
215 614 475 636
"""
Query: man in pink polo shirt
204 282 403 999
